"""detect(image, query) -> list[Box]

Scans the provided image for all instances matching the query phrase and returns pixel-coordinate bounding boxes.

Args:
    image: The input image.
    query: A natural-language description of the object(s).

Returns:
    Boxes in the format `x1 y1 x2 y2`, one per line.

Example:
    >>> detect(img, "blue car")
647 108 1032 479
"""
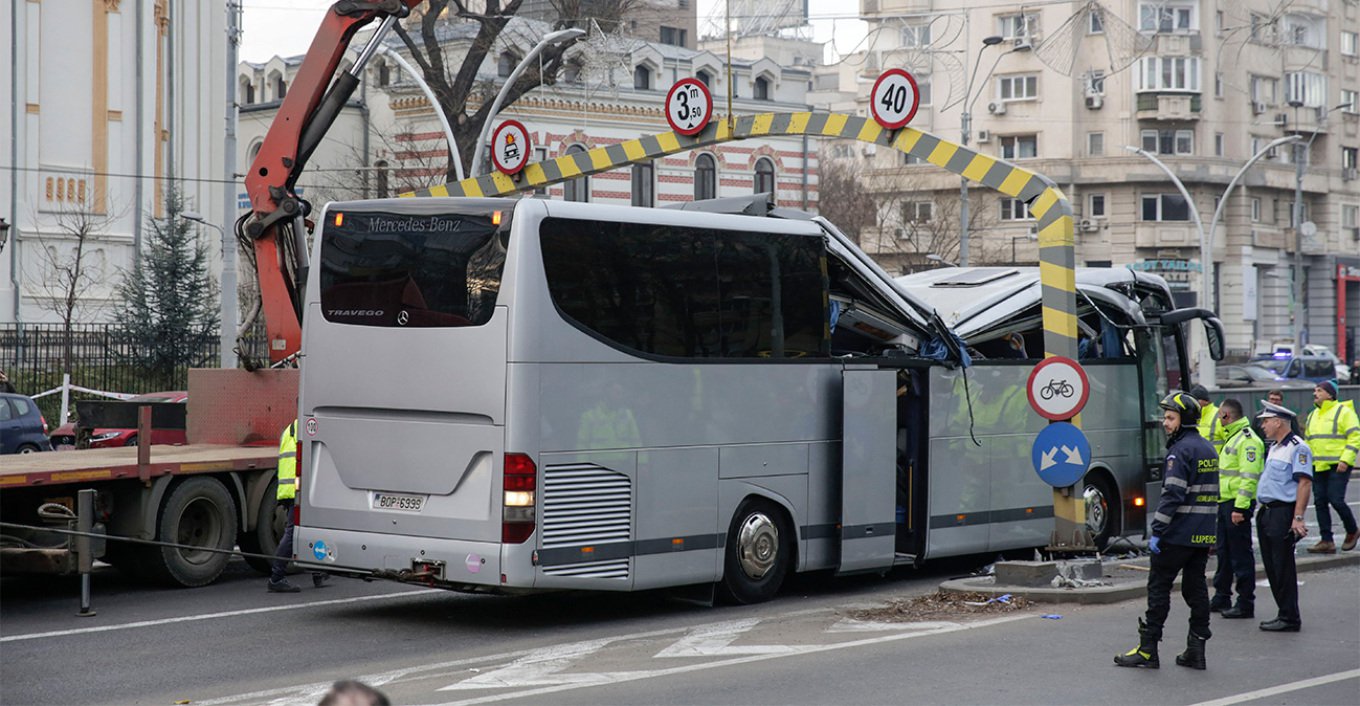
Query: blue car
1 392 53 454
1249 354 1338 384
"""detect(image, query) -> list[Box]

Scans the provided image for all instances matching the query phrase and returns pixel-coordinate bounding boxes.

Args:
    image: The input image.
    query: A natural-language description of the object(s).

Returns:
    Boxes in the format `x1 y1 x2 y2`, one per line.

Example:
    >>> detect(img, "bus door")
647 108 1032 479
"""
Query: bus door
837 367 898 574
1142 308 1224 488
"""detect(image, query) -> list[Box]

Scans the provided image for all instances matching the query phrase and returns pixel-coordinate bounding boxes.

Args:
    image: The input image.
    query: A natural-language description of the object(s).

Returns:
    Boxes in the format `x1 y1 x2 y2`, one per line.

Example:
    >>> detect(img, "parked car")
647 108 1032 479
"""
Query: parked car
48 391 189 450
1266 343 1351 381
1 392 53 454
1248 354 1338 384
1215 365 1313 389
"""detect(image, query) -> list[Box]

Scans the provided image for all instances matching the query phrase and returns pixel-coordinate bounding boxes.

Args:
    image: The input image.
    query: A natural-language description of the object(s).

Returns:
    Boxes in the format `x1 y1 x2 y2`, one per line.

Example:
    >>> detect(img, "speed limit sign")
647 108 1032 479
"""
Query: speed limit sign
869 69 921 130
665 78 713 136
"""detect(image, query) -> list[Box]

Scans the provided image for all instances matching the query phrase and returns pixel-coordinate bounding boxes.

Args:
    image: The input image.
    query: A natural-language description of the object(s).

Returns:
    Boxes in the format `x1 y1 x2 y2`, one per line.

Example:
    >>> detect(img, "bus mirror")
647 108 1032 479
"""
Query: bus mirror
1203 316 1225 361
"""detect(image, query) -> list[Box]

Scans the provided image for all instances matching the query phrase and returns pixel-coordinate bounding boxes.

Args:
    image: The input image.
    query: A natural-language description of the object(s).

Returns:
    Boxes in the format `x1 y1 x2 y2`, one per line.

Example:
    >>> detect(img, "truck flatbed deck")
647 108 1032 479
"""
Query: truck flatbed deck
0 444 277 488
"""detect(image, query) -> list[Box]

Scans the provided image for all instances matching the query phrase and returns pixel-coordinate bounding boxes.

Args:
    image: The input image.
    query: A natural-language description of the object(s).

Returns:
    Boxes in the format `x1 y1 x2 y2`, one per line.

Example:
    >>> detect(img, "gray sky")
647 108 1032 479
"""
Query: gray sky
239 0 868 63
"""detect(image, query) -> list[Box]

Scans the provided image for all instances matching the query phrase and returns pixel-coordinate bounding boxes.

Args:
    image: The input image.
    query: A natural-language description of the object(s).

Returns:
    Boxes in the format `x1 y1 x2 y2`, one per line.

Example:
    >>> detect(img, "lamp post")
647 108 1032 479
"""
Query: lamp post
359 44 464 182
958 34 1006 267
471 28 586 177
1010 232 1037 264
182 212 236 369
1123 145 1212 385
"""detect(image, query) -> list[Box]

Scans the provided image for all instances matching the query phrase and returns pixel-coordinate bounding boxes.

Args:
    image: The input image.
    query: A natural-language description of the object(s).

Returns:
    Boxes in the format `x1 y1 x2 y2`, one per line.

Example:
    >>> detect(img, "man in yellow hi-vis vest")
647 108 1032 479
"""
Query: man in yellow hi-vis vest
268 420 329 592
1302 380 1359 553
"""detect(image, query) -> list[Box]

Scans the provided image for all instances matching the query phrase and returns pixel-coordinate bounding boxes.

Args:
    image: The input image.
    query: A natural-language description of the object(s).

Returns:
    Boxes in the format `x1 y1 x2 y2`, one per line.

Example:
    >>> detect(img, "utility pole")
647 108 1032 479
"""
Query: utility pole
221 0 240 368
1291 109 1305 357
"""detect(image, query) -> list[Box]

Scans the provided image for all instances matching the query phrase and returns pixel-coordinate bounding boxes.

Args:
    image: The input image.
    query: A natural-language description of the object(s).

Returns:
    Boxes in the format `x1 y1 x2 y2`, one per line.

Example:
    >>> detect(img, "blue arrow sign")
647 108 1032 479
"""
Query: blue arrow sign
1031 422 1092 488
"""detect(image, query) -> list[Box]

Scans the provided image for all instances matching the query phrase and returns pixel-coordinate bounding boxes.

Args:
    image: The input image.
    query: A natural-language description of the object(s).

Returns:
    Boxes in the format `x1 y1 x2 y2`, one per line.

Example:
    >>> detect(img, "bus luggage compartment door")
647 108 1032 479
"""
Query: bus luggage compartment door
837 368 897 574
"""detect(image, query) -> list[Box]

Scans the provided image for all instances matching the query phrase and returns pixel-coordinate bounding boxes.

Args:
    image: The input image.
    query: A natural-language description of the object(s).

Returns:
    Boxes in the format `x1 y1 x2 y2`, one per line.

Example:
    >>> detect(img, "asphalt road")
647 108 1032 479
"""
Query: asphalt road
3 502 1357 706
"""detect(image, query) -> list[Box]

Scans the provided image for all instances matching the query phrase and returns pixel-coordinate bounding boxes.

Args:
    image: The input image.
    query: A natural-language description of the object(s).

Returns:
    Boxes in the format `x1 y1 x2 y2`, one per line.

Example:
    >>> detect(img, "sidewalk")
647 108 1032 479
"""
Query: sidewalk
940 547 1360 604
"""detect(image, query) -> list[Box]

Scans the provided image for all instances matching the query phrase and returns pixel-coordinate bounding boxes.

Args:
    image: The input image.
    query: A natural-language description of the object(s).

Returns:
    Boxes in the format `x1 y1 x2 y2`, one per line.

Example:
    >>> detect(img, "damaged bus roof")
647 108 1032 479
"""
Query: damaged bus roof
893 267 1176 342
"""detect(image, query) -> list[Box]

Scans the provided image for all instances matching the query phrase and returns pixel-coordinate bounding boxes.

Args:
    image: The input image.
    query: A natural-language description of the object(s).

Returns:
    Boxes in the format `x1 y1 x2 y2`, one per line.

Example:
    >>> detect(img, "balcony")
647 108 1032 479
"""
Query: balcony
1136 93 1202 121
1282 44 1328 72
1152 32 1202 55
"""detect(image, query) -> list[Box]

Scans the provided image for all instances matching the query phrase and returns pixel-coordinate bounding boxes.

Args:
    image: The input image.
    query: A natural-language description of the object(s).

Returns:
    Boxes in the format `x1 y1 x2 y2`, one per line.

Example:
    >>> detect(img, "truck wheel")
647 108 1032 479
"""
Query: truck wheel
140 477 238 587
717 499 792 604
240 480 284 574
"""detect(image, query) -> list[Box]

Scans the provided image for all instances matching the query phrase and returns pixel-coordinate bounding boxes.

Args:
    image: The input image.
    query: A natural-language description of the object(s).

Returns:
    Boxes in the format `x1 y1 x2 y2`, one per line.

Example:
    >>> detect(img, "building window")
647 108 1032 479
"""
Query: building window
1135 56 1201 92
271 74 287 100
1086 70 1106 96
1087 132 1104 156
1249 75 1278 105
659 26 687 46
564 144 589 202
1214 132 1224 157
1343 204 1359 229
498 51 519 78
754 157 776 194
1283 14 1321 48
377 61 390 87
1250 197 1262 223
753 76 771 100
1343 31 1359 57
903 201 933 223
1000 198 1033 221
902 152 926 165
695 153 716 200
1214 72 1223 98
900 24 931 48
997 74 1038 101
1139 2 1196 33
1087 193 1106 218
632 161 655 207
1141 129 1195 155
531 147 550 195
1343 147 1359 171
1141 193 1191 221
997 13 1039 41
1089 8 1105 34
696 70 712 88
1000 134 1038 159
634 65 651 90
1285 72 1326 107
1249 13 1268 43
1343 89 1360 114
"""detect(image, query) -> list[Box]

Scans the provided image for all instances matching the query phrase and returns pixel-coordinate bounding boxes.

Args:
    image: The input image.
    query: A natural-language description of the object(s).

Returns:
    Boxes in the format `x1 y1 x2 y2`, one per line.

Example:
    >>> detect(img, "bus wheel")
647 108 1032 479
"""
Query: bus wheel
718 499 791 604
1083 474 1118 551
139 477 238 587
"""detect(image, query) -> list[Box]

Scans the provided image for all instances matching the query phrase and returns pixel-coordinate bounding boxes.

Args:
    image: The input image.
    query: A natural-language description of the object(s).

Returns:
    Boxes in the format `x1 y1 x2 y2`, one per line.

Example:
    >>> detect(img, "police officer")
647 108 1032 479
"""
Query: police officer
1209 399 1263 619
267 419 329 593
1115 392 1219 670
1255 402 1314 632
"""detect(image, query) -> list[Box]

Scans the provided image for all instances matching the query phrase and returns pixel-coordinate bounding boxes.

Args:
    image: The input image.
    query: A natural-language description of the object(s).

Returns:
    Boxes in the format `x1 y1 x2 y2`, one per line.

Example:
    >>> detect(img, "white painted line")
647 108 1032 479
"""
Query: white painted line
1189 668 1360 706
0 588 441 643
430 614 1033 706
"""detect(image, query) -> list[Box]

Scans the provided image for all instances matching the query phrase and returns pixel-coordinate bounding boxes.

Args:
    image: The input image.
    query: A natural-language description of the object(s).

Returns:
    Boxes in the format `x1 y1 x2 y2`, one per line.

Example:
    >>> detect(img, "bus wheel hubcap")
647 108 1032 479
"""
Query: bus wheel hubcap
737 512 779 580
1084 484 1107 537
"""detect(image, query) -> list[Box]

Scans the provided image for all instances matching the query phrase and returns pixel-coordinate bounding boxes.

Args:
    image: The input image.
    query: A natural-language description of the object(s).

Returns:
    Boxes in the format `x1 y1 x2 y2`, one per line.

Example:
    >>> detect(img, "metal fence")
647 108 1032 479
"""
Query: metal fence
0 323 269 423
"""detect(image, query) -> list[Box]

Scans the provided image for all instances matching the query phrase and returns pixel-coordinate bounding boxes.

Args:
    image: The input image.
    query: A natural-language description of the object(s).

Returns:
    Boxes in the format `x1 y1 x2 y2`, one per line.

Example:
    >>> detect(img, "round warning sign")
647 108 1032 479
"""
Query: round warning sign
665 78 713 136
1026 356 1091 421
490 120 531 175
869 69 921 130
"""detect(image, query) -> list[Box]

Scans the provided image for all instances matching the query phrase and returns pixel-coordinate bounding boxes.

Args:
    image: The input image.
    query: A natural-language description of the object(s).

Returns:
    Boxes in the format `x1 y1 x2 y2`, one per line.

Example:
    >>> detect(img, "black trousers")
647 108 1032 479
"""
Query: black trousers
1144 542 1212 641
1212 501 1255 607
1257 503 1302 625
270 500 296 583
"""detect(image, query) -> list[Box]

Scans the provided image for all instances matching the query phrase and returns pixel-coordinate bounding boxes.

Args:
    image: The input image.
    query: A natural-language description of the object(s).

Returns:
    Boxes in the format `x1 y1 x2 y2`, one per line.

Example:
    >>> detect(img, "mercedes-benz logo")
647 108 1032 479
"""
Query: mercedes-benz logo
397 310 410 326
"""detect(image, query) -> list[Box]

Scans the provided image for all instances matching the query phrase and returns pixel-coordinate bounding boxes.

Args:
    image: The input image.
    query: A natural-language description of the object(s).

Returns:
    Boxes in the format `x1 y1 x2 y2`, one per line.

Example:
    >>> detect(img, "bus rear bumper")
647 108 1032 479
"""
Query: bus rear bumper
293 525 507 591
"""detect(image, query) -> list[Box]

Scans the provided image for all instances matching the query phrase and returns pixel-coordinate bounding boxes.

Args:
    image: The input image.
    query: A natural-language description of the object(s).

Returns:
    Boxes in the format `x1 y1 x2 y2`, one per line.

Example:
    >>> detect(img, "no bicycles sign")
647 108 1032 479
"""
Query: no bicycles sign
1026 356 1090 421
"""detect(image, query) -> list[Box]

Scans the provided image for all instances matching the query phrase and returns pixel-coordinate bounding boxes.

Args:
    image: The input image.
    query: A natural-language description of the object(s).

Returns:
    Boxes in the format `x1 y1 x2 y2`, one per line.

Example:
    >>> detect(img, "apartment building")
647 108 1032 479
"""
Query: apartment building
831 0 1359 361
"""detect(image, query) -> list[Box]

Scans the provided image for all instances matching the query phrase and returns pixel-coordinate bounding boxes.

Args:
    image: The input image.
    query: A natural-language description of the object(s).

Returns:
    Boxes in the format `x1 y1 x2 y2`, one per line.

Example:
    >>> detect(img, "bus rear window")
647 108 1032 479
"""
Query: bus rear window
319 209 508 328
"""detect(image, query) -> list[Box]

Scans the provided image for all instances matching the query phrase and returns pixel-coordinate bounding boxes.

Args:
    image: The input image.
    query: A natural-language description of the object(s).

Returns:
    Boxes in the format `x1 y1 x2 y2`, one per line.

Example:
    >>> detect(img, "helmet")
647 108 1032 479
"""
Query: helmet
1159 391 1200 425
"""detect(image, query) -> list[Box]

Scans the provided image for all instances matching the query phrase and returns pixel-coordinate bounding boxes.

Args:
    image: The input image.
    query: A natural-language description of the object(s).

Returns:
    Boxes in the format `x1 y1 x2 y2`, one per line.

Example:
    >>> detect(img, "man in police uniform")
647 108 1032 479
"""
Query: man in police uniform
1255 402 1314 632
1210 399 1264 619
268 420 329 593
1115 392 1219 670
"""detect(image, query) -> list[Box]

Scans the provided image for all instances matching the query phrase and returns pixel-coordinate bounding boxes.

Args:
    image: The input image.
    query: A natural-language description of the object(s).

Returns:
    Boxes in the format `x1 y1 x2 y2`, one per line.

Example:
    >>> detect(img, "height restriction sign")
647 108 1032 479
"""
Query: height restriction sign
869 69 920 130
665 78 713 136
491 120 531 175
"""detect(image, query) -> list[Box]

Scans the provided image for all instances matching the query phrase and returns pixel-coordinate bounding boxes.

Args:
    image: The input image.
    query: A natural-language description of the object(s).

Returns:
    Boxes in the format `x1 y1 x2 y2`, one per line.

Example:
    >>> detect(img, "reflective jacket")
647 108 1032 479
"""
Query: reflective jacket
1197 402 1226 454
1154 427 1219 547
277 420 298 501
1304 399 1359 470
1218 417 1264 510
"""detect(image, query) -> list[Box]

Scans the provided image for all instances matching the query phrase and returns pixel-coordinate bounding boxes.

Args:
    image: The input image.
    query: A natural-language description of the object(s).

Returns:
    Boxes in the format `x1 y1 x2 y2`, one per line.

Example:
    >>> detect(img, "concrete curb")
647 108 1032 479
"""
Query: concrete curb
938 551 1360 605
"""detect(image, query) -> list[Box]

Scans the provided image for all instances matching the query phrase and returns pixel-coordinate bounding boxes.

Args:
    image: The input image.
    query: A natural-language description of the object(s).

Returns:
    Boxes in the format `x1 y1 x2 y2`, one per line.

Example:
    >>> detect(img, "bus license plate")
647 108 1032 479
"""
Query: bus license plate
373 492 425 512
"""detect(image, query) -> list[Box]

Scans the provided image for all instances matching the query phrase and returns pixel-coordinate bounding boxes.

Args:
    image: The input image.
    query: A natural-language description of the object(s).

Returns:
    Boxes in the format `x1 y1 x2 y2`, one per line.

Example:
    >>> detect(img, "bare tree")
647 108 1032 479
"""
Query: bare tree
816 154 880 246
26 205 117 371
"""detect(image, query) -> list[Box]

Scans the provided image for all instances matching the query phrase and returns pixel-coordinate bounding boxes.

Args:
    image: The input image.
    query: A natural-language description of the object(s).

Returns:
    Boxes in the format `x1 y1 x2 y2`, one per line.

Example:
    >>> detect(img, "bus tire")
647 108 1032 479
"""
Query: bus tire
239 480 284 575
139 477 238 587
718 499 792 604
1083 473 1119 551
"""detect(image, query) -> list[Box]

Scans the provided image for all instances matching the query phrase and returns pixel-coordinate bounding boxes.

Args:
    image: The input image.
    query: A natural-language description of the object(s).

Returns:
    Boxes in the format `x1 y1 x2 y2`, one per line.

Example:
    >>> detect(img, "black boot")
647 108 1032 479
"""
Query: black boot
1114 619 1160 668
1174 630 1208 670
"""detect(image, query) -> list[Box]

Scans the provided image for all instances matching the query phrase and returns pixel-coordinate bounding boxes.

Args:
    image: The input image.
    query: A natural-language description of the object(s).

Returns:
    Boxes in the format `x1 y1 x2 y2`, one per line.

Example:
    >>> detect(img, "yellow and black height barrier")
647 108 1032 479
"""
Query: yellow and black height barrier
401 111 1090 550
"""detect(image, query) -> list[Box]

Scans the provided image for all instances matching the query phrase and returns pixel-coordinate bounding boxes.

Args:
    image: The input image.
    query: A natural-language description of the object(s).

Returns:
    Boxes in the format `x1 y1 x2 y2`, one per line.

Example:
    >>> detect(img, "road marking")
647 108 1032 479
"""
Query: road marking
1189 668 1360 706
0 588 441 643
432 614 1032 705
652 617 793 657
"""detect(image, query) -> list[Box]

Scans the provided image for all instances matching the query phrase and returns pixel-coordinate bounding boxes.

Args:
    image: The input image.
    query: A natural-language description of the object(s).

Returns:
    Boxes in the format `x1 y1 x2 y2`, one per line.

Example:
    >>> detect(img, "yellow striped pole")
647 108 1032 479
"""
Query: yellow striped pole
401 112 1088 549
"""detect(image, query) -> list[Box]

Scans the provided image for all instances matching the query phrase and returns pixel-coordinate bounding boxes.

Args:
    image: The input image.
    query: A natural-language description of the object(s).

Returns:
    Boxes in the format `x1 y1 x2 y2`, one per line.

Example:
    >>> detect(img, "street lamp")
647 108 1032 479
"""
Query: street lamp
958 34 1006 267
182 211 237 369
1011 231 1037 264
356 45 465 182
1286 100 1351 356
471 28 586 177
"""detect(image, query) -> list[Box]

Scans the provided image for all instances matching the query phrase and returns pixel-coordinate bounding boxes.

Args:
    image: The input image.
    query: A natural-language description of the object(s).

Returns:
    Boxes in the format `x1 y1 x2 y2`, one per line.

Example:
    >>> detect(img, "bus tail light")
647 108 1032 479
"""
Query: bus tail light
502 453 536 544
